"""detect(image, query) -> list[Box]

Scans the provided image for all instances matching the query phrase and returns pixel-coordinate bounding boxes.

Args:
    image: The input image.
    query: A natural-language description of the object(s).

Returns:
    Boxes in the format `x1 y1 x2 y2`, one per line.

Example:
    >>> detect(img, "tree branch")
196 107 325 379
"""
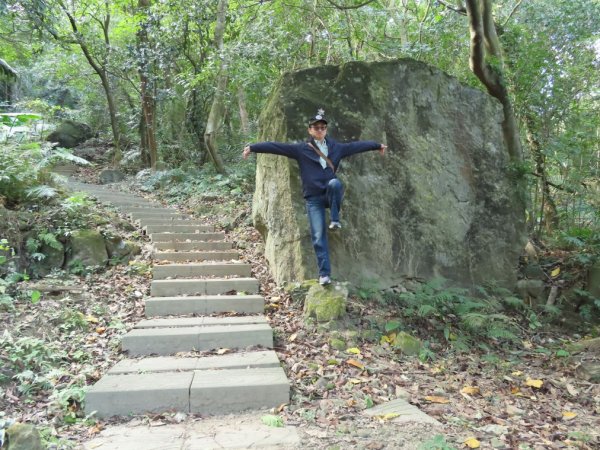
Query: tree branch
437 0 467 16
324 0 377 10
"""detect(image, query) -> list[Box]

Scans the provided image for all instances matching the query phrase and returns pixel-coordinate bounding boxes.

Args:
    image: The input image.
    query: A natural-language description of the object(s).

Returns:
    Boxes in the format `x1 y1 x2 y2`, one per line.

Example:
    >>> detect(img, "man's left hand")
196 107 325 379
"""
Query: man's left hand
379 144 387 156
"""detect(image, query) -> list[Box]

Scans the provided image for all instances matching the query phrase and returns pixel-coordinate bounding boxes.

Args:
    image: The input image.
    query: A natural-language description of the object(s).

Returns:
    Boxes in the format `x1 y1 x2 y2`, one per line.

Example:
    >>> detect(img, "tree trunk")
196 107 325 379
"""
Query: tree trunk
203 0 228 174
137 0 158 170
465 0 522 162
237 86 250 136
524 115 558 236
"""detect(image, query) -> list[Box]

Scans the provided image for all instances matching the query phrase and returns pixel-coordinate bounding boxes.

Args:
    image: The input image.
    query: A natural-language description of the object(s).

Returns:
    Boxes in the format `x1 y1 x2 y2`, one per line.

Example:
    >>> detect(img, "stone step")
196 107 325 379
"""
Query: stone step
150 232 225 243
144 224 214 234
122 318 272 355
140 219 209 227
85 366 289 418
153 263 251 279
129 209 185 216
153 251 240 262
109 350 281 375
152 241 233 251
120 206 176 213
145 294 264 316
150 277 258 296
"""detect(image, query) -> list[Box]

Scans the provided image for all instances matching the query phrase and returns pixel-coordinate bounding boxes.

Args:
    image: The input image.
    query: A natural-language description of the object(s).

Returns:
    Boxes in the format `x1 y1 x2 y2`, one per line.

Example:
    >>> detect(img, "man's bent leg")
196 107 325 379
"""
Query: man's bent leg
326 178 344 223
305 196 331 276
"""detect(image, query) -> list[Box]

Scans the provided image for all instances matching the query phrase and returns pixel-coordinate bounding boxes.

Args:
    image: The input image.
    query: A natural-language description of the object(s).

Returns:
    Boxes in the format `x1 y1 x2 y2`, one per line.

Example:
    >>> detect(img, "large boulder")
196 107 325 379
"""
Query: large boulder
66 229 108 267
46 120 93 148
252 59 527 287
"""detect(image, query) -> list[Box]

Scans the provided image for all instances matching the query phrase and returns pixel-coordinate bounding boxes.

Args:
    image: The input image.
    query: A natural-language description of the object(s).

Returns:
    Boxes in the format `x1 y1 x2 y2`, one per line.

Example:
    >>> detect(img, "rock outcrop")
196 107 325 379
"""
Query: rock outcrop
46 120 93 148
252 59 526 287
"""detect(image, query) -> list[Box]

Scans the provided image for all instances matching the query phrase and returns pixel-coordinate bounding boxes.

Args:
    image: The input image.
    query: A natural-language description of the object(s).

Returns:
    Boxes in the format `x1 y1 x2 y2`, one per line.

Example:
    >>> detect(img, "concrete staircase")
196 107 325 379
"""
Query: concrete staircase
68 181 290 418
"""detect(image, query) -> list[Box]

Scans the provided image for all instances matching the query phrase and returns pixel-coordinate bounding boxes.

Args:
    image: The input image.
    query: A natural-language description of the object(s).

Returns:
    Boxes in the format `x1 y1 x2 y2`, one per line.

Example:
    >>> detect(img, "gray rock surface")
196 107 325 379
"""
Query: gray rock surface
46 120 93 148
252 59 526 287
99 169 126 184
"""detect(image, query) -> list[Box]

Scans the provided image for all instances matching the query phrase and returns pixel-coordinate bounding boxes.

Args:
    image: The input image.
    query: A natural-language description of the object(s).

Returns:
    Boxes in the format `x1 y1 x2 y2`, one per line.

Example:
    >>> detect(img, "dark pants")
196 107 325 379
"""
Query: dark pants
305 178 344 277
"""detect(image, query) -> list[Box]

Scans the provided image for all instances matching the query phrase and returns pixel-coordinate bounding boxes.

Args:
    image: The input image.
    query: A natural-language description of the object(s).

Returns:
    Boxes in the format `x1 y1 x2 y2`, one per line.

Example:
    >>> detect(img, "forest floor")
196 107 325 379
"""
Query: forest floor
1 167 598 450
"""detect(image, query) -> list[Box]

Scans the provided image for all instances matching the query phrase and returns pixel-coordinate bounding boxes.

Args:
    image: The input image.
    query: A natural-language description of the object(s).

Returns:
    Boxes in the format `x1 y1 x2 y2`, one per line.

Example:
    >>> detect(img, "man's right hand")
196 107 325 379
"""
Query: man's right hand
242 145 251 159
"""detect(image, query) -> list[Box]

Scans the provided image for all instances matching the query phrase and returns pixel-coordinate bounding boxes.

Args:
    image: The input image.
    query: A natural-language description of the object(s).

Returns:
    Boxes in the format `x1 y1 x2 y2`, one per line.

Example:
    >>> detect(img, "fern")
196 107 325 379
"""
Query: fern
39 232 62 250
26 185 58 199
418 304 437 317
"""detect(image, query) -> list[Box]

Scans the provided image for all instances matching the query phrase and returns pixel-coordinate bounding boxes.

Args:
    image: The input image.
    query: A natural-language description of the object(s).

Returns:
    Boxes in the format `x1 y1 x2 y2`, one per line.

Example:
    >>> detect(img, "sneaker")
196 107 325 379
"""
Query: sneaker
319 275 331 286
329 221 342 230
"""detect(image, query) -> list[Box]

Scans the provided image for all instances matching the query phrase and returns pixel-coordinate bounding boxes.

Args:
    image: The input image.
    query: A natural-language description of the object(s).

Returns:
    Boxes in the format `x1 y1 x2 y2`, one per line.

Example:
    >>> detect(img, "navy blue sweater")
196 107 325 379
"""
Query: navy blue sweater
250 138 381 198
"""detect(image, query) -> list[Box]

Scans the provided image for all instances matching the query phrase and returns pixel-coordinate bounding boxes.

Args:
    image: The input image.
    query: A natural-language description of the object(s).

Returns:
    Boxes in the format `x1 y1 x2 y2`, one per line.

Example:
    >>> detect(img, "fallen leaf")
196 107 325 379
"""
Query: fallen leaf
461 386 480 395
349 378 363 384
565 383 579 396
424 395 450 404
347 359 365 370
217 348 230 355
347 347 361 355
525 378 544 389
86 315 99 323
464 437 480 448
512 370 523 376
288 333 297 342
95 327 106 334
562 411 577 420
376 413 400 421
551 267 560 277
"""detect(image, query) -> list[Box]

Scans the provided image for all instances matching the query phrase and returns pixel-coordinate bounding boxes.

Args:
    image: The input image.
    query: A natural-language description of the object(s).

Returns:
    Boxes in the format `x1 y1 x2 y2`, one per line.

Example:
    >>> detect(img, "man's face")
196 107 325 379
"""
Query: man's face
308 121 327 140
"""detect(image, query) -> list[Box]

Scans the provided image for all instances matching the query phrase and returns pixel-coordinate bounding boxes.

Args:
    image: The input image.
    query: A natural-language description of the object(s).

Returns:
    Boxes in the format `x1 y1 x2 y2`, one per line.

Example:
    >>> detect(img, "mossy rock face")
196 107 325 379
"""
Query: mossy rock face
329 337 347 351
67 229 108 267
105 235 141 263
46 120 93 148
303 282 349 322
393 332 422 356
252 59 526 288
285 279 319 304
31 241 65 276
6 423 43 450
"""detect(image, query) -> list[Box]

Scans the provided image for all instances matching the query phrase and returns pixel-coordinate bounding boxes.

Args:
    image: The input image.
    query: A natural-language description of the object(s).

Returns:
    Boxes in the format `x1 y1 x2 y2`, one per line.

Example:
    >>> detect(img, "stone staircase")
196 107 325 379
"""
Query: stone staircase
67 181 290 418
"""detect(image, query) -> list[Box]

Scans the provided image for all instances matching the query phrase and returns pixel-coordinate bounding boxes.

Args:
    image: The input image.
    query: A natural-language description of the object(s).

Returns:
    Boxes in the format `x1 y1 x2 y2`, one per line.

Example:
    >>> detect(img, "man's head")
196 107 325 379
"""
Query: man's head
308 109 328 140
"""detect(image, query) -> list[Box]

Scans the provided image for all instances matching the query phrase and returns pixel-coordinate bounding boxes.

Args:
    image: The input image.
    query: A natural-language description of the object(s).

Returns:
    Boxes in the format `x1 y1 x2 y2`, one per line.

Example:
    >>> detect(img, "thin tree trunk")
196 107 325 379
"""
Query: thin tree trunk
62 6 122 164
137 0 158 170
203 0 228 174
237 86 249 136
465 0 522 162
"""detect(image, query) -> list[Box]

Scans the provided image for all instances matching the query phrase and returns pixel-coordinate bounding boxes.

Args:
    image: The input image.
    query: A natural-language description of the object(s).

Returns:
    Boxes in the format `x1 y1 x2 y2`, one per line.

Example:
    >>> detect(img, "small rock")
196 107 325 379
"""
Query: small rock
393 332 422 356
6 423 43 450
477 424 509 436
505 404 524 416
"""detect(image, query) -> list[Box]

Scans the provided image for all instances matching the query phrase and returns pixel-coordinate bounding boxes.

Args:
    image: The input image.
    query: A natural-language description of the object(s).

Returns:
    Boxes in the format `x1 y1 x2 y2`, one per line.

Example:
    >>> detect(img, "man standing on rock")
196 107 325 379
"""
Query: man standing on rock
242 109 386 286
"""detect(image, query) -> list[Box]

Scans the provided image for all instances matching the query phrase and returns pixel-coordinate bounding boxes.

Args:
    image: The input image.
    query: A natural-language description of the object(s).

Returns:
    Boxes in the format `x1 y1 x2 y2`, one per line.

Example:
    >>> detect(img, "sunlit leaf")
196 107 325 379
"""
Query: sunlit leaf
460 386 480 395
424 395 450 404
347 359 365 370
346 347 361 355
525 378 544 389
562 411 577 420
86 315 99 323
30 290 41 304
551 267 561 277
376 413 400 421
464 437 480 448
261 414 284 427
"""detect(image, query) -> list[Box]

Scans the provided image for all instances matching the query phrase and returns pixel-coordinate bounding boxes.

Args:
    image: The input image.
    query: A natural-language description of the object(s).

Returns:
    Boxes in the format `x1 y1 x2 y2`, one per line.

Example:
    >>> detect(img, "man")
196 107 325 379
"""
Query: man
243 109 386 285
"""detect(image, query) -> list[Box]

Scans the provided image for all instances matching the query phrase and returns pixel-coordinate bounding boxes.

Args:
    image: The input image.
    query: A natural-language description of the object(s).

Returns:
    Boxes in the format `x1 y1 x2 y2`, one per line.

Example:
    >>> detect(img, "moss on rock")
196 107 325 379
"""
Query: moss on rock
303 282 349 322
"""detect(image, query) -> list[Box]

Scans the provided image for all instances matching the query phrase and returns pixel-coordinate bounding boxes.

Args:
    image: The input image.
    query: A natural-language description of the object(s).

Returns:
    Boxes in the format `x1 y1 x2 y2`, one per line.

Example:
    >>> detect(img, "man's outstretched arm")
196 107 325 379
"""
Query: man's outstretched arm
242 142 300 160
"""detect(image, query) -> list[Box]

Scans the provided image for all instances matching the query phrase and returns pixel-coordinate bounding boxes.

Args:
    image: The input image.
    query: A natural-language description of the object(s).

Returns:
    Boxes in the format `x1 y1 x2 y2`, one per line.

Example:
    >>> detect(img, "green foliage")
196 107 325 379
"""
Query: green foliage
0 142 88 207
395 278 525 348
419 434 457 450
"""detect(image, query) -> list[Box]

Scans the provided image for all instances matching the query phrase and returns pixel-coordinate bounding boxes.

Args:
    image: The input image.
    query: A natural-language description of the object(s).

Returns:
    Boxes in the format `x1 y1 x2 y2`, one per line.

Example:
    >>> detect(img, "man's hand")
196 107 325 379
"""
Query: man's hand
242 145 251 159
379 144 387 156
